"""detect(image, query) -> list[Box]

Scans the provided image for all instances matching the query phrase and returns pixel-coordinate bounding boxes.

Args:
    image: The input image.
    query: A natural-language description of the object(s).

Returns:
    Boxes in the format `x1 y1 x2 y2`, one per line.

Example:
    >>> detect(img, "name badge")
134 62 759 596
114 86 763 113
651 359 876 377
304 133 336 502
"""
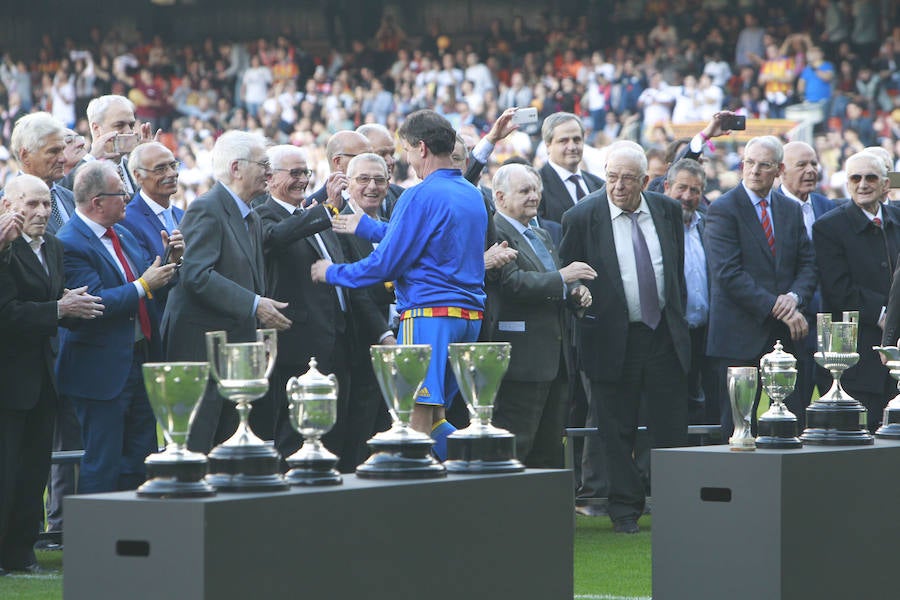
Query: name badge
498 321 526 332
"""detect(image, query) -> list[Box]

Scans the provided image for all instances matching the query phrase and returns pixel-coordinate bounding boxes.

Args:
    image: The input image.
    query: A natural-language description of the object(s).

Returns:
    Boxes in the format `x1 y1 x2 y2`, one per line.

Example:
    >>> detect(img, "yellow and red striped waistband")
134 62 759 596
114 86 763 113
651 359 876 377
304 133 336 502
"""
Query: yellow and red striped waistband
400 307 484 321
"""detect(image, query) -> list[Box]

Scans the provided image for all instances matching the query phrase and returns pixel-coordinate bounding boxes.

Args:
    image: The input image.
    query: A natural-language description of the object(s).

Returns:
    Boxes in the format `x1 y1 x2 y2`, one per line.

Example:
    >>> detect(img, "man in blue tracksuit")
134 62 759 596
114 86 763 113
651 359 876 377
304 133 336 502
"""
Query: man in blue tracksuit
312 109 487 459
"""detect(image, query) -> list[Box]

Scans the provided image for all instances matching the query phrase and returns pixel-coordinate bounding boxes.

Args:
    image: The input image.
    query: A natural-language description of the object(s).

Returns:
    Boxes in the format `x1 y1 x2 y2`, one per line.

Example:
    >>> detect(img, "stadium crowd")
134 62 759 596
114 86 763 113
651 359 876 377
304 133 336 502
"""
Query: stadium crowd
2 0 900 573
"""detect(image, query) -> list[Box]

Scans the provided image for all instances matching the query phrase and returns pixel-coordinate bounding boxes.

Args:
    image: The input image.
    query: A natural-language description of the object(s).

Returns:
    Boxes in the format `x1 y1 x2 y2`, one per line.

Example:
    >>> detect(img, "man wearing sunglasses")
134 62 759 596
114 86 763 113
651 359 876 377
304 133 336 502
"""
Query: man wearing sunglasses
704 135 817 440
817 152 900 429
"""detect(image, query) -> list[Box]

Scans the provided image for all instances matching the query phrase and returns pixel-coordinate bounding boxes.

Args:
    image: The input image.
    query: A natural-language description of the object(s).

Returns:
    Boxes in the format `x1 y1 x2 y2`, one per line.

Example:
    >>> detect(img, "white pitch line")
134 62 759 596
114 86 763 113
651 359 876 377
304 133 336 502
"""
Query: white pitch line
5 572 62 580
574 595 652 600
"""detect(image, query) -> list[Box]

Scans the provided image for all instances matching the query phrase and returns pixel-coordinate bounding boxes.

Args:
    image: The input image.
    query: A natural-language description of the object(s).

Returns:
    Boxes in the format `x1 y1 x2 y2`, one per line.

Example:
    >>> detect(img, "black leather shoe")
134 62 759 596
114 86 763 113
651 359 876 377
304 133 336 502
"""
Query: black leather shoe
612 518 640 534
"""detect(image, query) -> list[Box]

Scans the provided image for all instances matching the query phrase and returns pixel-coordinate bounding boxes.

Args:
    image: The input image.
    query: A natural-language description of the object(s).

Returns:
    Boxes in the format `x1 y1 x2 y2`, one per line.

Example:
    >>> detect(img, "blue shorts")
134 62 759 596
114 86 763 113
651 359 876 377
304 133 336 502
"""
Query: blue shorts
399 315 481 408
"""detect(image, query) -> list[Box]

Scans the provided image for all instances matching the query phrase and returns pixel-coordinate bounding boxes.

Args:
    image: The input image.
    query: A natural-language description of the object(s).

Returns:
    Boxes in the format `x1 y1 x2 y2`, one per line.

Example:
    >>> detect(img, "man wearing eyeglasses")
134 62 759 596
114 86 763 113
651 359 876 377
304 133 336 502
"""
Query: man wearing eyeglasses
255 145 391 468
305 130 373 206
704 135 817 440
55 160 180 494
818 152 900 429
122 142 184 288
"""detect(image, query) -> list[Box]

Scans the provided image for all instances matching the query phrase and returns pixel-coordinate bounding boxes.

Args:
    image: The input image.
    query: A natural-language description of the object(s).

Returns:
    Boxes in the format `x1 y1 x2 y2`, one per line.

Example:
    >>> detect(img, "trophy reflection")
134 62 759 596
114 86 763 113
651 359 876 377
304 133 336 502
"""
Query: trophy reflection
801 312 873 445
873 346 900 438
728 366 757 451
356 345 446 479
284 358 342 486
205 329 289 491
444 342 524 473
756 341 802 449
137 362 216 497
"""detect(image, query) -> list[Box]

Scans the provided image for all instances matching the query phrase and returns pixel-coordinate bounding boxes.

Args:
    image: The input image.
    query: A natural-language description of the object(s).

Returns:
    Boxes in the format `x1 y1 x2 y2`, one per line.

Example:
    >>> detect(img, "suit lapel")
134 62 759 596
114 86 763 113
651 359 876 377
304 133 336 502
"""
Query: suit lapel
11 238 50 293
73 216 127 284
592 193 628 305
646 192 677 298
736 186 775 265
219 184 262 286
496 216 545 272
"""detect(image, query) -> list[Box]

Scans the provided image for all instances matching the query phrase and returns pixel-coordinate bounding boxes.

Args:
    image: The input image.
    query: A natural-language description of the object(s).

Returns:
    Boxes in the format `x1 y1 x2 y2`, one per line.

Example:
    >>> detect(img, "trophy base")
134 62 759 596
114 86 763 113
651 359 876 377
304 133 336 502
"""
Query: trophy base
756 418 802 449
444 427 524 474
356 434 446 479
206 442 289 492
800 401 873 446
137 477 217 498
137 451 216 498
285 454 342 486
876 404 900 438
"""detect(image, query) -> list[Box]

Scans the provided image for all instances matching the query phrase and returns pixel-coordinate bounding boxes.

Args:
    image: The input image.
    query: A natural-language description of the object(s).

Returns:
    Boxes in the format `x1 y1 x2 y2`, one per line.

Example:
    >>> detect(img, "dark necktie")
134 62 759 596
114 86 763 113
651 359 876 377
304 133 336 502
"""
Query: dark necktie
105 227 152 341
50 187 65 232
873 217 894 276
522 227 556 272
568 174 586 201
627 211 661 329
759 199 775 255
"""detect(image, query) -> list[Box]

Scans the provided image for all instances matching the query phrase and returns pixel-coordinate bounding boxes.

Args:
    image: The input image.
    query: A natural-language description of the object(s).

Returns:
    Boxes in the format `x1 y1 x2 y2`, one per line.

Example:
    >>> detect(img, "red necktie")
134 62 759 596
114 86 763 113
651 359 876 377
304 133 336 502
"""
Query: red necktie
759 199 775 256
105 227 152 341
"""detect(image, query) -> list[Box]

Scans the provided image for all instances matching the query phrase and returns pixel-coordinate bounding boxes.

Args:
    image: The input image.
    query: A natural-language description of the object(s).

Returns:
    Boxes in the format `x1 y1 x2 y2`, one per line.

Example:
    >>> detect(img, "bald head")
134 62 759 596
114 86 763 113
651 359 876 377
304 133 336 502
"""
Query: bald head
781 141 820 200
357 124 397 175
325 131 373 174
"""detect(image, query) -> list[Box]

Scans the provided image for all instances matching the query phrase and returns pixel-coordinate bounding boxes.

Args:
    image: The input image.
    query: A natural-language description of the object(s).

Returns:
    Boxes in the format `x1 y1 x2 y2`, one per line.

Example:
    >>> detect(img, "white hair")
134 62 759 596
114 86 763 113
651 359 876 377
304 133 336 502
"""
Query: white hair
212 130 267 182
266 144 309 170
86 95 134 126
10 112 65 162
347 153 388 178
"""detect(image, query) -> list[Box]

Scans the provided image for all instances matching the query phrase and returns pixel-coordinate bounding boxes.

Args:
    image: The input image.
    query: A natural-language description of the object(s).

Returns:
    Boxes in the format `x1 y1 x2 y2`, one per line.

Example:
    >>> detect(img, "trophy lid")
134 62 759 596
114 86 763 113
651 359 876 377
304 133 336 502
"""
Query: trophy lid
292 357 337 397
760 340 796 371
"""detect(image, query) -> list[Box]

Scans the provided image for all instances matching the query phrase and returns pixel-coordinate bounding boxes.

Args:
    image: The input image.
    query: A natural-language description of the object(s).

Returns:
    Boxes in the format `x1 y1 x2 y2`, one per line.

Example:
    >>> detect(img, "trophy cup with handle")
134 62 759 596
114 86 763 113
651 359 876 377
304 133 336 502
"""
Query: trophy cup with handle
284 358 342 485
728 366 757 451
444 342 524 473
872 345 900 438
356 344 446 479
138 362 216 497
205 329 289 491
756 341 802 449
801 312 873 445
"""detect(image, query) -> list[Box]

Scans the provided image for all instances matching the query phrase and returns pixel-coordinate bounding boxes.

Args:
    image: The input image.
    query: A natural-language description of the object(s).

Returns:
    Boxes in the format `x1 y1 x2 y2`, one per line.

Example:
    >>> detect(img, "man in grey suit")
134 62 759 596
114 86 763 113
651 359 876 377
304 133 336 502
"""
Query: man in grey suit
704 135 817 439
488 163 595 468
559 141 690 534
161 131 291 453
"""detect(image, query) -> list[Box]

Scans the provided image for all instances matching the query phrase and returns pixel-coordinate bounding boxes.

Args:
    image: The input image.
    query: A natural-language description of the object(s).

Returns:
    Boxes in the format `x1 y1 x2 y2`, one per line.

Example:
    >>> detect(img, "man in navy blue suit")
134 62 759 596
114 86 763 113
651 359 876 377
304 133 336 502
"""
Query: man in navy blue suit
777 141 836 425
56 160 181 493
704 136 818 439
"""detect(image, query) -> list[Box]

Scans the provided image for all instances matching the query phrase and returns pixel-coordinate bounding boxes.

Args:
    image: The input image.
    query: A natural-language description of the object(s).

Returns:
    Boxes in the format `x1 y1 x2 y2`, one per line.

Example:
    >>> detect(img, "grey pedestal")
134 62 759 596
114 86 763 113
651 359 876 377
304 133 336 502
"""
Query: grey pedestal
64 470 573 600
652 441 900 600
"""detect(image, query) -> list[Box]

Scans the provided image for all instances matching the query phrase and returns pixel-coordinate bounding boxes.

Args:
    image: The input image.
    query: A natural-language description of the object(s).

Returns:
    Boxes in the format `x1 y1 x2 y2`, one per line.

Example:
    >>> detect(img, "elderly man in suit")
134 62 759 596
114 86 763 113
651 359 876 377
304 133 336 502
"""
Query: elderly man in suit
559 141 690 534
9 113 76 236
122 142 184 262
305 130 373 206
488 163 595 468
704 135 817 439
538 112 604 225
56 161 179 493
817 152 900 429
256 145 391 471
0 175 102 574
778 141 836 424
162 131 291 453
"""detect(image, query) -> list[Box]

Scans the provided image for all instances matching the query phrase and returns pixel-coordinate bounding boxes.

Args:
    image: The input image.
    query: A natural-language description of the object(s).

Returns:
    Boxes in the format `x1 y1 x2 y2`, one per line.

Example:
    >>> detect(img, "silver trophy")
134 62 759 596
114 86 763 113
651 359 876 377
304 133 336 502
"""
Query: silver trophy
137 362 216 498
756 341 802 449
444 342 524 473
205 329 289 491
284 358 342 485
801 312 873 445
872 346 900 439
356 344 446 479
728 366 757 451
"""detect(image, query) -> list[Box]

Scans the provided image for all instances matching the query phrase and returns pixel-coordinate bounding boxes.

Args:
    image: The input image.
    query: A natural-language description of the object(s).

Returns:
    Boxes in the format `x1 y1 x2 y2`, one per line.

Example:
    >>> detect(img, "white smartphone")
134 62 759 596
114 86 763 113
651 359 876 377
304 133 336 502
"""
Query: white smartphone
512 107 538 126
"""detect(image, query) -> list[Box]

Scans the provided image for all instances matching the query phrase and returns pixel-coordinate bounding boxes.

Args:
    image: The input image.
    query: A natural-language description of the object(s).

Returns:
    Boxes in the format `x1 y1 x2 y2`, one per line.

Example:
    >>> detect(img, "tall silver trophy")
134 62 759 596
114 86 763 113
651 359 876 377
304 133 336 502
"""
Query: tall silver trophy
444 342 524 473
756 341 802 449
728 366 757 451
356 344 446 479
872 346 900 438
137 362 216 497
205 329 289 491
801 312 873 445
284 358 342 486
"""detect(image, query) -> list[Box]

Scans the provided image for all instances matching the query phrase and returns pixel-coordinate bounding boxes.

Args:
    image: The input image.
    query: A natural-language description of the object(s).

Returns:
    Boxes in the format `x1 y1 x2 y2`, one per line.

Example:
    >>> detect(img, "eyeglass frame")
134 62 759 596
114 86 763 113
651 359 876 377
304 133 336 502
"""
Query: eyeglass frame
271 167 312 179
351 175 389 186
135 161 180 175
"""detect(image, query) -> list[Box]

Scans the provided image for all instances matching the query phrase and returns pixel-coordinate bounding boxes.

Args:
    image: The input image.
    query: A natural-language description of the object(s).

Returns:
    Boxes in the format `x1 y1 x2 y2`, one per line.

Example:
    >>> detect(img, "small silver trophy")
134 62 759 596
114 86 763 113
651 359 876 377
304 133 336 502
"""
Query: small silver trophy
873 346 900 439
205 329 289 492
756 341 802 449
444 342 524 473
356 344 446 479
284 358 342 486
801 312 873 445
728 366 757 451
138 362 216 498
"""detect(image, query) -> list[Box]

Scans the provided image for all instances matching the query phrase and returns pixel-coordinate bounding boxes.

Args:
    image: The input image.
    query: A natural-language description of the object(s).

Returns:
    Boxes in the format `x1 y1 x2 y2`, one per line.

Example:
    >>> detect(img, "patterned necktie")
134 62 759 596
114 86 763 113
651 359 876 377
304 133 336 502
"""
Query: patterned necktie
627 211 661 329
568 174 586 201
105 227 152 341
759 199 775 255
50 187 64 232
522 227 556 272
